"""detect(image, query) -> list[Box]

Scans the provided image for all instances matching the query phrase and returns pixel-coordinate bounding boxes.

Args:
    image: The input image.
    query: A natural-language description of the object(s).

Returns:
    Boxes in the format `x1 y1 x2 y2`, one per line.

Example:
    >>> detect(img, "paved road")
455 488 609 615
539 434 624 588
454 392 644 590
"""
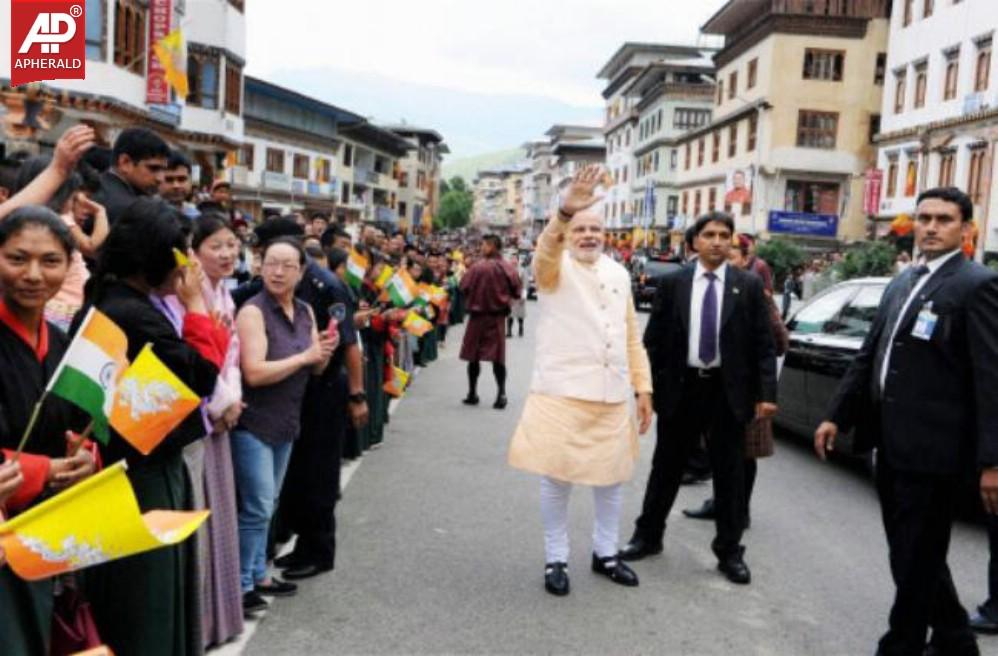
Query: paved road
244 311 991 656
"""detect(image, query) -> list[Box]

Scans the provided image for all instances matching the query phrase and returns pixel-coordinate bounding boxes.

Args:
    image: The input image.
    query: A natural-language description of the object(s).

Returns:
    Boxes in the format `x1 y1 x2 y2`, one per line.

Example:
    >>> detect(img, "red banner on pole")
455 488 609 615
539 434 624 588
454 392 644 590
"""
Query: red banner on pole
145 0 172 105
863 168 883 216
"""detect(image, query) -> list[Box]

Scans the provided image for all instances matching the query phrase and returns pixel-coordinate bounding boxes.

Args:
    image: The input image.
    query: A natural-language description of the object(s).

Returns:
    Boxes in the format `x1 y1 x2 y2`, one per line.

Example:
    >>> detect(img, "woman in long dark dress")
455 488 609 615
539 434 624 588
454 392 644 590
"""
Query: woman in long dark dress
0 207 97 655
81 199 228 656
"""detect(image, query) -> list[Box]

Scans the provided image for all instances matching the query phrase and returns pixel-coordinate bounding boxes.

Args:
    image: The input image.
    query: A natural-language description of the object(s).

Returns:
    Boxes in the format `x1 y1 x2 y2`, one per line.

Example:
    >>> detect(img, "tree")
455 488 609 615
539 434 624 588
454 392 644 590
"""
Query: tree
834 241 896 280
756 238 807 285
438 183 473 229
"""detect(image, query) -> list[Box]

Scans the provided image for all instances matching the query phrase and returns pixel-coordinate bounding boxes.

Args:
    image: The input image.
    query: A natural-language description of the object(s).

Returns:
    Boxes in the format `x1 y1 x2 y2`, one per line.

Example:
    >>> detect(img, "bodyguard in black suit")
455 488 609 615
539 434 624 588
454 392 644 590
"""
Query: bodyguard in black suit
620 212 777 584
816 187 998 656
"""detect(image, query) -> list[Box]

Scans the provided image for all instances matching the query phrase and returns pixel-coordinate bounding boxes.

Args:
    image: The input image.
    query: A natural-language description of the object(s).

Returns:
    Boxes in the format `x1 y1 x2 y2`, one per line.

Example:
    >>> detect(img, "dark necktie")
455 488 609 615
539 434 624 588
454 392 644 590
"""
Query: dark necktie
699 272 718 366
873 264 930 391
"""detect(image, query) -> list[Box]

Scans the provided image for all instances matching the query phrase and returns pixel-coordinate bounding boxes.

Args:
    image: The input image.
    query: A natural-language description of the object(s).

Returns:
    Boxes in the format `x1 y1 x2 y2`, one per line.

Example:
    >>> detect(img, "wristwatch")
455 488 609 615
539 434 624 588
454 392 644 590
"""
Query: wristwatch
348 392 368 404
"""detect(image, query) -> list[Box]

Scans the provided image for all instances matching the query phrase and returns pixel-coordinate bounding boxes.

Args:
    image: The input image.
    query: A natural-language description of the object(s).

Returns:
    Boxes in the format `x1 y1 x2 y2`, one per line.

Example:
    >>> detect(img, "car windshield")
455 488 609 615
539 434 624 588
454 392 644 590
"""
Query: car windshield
791 286 857 334
642 261 680 279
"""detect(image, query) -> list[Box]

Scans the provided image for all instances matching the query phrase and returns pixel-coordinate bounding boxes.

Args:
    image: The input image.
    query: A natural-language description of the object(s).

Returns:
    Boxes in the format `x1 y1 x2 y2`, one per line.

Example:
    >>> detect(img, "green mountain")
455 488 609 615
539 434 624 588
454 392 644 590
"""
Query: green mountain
442 147 526 184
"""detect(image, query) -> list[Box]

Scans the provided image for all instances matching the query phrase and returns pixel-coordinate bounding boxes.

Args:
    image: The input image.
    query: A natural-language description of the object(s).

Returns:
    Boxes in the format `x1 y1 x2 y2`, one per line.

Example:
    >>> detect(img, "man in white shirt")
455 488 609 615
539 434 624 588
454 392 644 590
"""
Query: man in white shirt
620 211 778 585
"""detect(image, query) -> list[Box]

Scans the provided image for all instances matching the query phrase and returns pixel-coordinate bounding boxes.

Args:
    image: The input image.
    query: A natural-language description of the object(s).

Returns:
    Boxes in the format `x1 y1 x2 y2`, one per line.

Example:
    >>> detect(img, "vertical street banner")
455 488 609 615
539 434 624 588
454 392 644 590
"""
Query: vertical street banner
146 0 173 105
863 168 883 216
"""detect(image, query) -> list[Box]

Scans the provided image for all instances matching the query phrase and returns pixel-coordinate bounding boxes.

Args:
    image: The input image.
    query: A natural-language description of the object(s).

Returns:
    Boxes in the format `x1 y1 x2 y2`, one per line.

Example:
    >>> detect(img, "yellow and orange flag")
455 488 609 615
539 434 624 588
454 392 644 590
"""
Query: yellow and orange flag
402 311 434 337
109 344 201 455
152 29 189 99
383 366 411 399
0 462 208 581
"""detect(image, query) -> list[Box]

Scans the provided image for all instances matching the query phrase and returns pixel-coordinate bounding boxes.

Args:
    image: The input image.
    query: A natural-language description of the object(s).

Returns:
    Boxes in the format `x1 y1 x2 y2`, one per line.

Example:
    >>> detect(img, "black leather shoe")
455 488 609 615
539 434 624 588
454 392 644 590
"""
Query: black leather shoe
255 578 298 597
273 552 304 569
618 538 663 562
242 590 269 617
493 395 508 410
591 553 639 587
544 562 569 596
970 605 998 634
683 498 716 520
282 563 333 581
462 394 480 406
717 552 751 585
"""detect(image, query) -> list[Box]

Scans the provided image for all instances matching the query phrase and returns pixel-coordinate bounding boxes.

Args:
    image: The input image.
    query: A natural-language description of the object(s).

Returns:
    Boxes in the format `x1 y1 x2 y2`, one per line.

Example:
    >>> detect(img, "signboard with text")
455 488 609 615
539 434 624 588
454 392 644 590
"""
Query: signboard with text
145 0 172 105
767 211 839 238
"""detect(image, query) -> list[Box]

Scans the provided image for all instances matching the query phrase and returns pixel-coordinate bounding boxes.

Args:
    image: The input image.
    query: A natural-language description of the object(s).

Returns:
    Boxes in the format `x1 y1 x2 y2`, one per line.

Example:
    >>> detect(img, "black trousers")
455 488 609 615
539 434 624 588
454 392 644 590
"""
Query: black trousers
985 513 998 617
634 371 746 559
279 373 348 570
875 458 977 656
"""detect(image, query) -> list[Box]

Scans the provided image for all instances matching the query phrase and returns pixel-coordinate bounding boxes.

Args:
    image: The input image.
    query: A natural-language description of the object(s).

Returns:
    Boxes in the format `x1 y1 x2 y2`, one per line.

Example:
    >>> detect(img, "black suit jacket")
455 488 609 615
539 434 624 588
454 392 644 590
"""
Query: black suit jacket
92 170 144 225
826 254 998 475
643 264 777 424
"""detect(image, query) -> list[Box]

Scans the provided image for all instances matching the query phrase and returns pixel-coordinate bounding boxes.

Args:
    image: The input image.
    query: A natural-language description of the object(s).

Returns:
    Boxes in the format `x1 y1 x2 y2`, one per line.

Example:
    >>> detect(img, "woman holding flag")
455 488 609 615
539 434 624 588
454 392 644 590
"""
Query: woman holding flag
0 207 98 656
82 198 229 656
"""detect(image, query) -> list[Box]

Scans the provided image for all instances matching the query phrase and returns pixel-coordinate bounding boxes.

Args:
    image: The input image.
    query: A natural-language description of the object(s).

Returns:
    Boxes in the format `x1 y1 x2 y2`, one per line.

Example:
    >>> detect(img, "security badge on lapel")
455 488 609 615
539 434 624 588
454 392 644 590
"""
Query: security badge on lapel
911 300 938 341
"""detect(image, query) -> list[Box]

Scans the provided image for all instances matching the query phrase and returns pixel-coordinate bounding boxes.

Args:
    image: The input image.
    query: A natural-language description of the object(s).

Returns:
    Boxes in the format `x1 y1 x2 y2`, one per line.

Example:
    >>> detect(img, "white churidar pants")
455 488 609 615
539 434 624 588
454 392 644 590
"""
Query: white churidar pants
540 476 623 564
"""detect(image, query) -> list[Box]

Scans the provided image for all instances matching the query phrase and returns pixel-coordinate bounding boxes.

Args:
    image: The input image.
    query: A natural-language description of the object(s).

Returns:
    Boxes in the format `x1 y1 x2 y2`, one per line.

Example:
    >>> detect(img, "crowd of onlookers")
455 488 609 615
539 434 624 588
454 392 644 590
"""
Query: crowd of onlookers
0 123 487 656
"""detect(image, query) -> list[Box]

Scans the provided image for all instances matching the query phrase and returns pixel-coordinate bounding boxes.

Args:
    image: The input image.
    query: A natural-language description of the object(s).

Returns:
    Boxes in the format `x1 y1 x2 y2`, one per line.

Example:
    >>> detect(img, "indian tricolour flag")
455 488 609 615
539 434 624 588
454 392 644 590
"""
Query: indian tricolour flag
345 250 368 290
46 308 129 444
387 270 419 307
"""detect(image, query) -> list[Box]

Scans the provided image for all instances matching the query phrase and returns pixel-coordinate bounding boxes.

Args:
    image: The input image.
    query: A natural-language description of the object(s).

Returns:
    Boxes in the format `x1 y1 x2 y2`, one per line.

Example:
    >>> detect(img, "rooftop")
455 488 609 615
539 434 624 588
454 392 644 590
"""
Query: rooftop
245 76 365 126
596 42 709 80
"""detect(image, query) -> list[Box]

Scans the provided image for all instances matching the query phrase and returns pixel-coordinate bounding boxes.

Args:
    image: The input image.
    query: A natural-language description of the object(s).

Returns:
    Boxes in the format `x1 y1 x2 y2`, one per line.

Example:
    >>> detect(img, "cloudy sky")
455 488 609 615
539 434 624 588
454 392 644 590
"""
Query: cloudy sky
246 0 727 159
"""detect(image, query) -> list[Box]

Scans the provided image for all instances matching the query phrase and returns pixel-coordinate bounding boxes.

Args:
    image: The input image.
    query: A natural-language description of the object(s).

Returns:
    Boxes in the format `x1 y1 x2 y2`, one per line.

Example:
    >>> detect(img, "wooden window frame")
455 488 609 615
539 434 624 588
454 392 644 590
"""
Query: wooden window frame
712 132 720 163
976 41 992 93
747 114 757 152
293 154 309 180
728 124 738 158
803 49 846 82
729 71 738 99
697 138 705 167
239 143 254 171
113 0 146 75
938 150 955 187
265 148 285 174
968 147 987 205
187 50 220 109
797 110 839 149
914 63 927 109
224 61 242 115
943 51 960 101
747 58 758 89
886 157 899 197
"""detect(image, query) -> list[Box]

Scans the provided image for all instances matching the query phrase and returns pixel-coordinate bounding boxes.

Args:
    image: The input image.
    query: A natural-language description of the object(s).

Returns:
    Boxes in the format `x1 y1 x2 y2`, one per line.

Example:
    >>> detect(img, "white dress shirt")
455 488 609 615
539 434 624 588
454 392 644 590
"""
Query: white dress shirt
688 260 727 368
879 248 961 391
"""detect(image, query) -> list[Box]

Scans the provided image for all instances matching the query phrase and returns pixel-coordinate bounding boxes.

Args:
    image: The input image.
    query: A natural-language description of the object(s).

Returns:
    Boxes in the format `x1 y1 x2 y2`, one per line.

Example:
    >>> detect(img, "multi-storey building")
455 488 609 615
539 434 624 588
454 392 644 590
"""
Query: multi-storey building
232 76 361 217
382 125 449 233
522 139 556 236
546 124 605 188
625 55 716 247
472 164 531 232
1 0 246 184
675 0 890 245
597 43 710 231
875 0 998 258
235 77 412 224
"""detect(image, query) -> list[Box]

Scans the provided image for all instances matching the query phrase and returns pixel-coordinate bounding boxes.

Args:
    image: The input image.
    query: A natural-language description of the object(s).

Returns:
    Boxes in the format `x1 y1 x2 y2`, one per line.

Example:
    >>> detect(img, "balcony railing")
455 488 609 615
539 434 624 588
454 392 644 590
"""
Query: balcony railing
354 169 381 186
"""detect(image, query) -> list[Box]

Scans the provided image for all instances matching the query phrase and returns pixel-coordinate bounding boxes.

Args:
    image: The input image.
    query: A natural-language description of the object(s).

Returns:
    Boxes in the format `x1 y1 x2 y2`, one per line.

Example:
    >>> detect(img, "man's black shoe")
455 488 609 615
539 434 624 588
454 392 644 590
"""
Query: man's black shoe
970 605 998 634
462 394 480 406
493 395 508 410
544 562 569 596
683 498 716 520
242 590 269 617
591 553 639 587
618 538 663 562
273 552 304 569
255 578 298 597
718 552 751 585
282 563 334 581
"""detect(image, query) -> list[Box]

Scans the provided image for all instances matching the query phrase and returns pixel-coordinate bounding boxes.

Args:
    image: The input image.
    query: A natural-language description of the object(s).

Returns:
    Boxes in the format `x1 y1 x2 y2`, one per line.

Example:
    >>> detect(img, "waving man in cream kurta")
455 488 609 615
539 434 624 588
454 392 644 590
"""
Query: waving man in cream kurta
508 164 654 597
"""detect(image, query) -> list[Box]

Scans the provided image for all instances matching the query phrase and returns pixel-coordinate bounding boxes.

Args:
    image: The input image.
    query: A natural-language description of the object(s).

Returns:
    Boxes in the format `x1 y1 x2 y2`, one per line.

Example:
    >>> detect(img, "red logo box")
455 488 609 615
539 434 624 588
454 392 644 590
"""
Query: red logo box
11 0 86 86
